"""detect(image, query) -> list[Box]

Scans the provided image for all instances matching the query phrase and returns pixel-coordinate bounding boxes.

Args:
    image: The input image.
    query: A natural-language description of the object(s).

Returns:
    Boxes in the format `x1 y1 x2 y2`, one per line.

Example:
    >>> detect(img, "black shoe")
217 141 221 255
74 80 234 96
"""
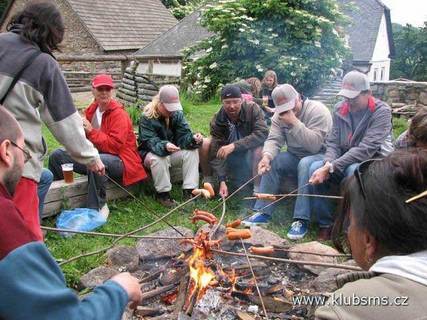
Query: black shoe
156 192 176 208
183 189 194 200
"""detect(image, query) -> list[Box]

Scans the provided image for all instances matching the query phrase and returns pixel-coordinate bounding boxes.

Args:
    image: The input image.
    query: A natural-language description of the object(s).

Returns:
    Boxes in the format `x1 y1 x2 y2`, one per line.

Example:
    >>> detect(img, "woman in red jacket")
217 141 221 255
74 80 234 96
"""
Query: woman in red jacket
49 74 147 217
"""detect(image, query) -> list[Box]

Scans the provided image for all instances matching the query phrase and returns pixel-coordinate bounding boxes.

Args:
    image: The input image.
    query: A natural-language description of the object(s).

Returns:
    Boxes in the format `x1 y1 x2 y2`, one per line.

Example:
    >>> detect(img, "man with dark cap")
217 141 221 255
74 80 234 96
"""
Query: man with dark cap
208 85 269 197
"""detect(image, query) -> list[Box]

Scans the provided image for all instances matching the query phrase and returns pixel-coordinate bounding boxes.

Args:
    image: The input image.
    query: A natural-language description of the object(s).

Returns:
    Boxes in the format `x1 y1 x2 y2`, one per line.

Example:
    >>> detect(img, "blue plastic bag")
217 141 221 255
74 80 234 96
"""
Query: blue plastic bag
56 208 107 237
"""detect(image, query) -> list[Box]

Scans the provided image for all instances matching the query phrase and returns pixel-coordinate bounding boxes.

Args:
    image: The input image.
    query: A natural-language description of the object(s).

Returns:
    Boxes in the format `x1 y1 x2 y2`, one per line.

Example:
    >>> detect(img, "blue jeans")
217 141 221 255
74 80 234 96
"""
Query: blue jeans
38 168 53 220
303 160 360 227
253 152 324 216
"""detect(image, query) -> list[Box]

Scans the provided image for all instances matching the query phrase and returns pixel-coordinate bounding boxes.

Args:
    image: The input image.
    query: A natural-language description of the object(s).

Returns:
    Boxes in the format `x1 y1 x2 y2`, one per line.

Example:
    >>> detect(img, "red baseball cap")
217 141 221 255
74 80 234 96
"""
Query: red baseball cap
92 74 114 89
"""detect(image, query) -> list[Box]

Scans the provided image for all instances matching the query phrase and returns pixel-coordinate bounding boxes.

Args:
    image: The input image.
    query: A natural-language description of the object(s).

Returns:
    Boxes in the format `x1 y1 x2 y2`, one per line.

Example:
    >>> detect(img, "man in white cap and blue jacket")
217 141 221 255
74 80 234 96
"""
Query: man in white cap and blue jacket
287 70 394 241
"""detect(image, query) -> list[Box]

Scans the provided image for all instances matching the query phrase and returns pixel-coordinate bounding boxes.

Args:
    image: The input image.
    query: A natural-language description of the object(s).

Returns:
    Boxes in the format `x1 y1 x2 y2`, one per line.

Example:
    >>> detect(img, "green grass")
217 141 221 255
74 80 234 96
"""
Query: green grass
43 97 407 288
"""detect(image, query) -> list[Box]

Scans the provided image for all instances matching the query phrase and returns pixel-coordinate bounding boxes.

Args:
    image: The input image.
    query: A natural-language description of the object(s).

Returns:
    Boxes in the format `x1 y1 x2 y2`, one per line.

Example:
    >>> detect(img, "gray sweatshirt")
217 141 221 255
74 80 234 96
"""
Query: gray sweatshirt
324 98 394 173
0 31 99 182
263 99 333 159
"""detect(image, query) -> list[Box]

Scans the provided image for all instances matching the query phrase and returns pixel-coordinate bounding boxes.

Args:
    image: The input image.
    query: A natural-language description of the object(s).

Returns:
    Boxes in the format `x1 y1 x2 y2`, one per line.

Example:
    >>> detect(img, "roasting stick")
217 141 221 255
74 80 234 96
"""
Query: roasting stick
259 182 311 213
59 193 201 266
240 239 269 320
244 193 343 200
104 174 185 236
209 195 226 239
211 249 362 271
211 174 261 211
41 226 193 240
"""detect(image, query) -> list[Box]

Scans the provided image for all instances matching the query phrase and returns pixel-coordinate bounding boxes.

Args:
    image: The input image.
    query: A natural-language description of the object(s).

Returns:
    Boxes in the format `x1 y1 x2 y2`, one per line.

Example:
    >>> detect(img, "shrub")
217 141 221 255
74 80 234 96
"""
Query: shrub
182 0 350 101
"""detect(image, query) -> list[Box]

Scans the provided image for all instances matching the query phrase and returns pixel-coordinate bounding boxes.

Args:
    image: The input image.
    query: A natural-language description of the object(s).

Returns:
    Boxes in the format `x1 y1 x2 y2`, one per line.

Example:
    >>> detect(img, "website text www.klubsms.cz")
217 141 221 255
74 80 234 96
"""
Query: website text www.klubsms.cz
292 293 409 307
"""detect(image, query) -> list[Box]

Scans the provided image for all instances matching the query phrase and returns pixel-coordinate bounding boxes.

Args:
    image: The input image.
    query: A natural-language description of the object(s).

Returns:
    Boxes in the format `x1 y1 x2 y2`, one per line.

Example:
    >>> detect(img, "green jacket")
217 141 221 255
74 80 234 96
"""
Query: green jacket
138 111 199 157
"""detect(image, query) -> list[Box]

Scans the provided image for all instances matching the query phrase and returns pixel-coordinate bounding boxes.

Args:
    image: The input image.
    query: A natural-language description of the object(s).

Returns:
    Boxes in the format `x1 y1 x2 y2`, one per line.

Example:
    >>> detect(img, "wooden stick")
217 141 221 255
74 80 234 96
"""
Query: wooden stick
104 174 185 236
259 182 311 212
211 174 260 211
244 193 343 200
240 239 269 320
274 247 351 257
41 226 193 240
140 283 177 300
406 190 427 203
59 194 201 266
210 197 226 239
211 249 362 271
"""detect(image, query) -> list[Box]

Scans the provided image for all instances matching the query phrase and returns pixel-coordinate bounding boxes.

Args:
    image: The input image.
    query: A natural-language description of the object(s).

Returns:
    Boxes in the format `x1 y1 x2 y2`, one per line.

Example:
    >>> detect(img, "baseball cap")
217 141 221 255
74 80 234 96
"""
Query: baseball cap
272 84 299 114
92 74 114 88
337 71 370 99
159 85 182 112
221 85 242 100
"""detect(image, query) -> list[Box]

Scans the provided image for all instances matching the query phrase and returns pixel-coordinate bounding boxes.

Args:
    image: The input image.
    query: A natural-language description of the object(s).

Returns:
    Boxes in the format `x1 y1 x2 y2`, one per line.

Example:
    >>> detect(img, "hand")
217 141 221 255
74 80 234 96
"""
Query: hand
82 116 93 133
257 155 271 175
110 272 142 309
87 158 105 176
278 110 298 126
219 181 229 198
217 143 235 159
193 132 204 144
309 165 330 185
166 142 181 153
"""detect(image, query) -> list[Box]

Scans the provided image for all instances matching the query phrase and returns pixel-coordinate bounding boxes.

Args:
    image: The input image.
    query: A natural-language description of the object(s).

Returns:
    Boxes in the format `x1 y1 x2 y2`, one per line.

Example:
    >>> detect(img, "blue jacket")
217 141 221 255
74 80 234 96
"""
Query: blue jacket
0 184 128 319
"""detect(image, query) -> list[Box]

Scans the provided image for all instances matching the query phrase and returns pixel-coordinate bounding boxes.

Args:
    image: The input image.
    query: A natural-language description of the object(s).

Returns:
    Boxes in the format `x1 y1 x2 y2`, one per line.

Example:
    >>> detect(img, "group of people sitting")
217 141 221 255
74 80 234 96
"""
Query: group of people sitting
1 1 426 319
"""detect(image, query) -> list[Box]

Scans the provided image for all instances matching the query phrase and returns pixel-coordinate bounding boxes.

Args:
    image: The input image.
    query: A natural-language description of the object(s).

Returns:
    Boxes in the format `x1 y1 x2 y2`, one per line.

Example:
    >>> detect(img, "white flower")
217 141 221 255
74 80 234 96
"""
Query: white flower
204 77 211 83
267 28 273 32
206 47 213 53
271 33 278 38
209 62 218 69
291 72 296 76
221 44 229 49
314 41 321 48
239 28 245 32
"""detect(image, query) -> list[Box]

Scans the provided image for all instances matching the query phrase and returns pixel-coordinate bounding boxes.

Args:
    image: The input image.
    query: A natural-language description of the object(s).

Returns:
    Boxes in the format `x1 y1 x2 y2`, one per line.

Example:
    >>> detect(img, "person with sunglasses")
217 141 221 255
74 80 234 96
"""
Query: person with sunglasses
315 149 427 319
288 71 394 241
0 106 143 319
0 1 105 241
49 74 147 217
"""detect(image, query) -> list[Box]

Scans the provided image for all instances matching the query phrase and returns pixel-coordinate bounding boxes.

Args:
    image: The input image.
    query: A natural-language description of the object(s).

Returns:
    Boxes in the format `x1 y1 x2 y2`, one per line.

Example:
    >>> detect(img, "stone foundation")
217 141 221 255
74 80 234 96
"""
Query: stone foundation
371 80 427 117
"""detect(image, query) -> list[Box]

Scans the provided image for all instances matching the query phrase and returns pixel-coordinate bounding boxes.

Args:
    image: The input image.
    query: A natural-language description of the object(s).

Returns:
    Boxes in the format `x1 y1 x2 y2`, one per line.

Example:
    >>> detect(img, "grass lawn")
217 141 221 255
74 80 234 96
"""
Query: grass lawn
42 96 408 288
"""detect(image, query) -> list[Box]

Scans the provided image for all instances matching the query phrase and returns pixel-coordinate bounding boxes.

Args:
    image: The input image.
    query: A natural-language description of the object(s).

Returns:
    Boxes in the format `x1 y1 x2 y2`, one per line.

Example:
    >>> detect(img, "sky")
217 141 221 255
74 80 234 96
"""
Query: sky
381 0 426 27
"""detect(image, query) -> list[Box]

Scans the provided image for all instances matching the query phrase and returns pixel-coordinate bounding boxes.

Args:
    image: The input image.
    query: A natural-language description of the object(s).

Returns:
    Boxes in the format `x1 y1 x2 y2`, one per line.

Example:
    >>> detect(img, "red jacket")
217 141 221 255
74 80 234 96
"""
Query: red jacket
85 99 147 186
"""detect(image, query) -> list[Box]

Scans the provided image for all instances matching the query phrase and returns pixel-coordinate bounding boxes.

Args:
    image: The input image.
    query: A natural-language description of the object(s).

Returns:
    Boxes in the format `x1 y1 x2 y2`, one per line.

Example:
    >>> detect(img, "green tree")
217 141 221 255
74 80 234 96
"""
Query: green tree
182 0 350 101
0 0 10 20
161 0 205 19
390 22 427 81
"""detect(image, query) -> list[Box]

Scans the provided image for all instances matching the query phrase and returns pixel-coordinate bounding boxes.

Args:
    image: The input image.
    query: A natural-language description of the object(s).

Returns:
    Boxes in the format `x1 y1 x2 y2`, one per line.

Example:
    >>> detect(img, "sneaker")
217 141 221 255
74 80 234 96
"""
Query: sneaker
242 211 272 227
156 192 176 208
99 203 110 219
287 220 308 240
317 226 332 241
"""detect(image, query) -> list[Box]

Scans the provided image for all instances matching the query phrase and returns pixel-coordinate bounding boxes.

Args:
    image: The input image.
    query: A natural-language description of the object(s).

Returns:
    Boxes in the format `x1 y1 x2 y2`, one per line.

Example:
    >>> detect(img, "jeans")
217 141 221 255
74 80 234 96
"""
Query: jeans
49 149 123 210
226 149 253 192
253 152 324 216
302 160 360 227
37 168 53 220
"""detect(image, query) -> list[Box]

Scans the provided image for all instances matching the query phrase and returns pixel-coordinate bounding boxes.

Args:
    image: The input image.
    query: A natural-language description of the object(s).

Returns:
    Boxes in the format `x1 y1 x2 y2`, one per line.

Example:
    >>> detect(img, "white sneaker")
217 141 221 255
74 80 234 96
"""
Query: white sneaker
99 203 110 220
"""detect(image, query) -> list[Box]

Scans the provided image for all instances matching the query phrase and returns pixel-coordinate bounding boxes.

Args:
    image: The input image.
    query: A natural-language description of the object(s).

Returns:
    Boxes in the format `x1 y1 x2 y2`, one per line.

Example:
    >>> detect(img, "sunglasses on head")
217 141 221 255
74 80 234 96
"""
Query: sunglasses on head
354 158 381 198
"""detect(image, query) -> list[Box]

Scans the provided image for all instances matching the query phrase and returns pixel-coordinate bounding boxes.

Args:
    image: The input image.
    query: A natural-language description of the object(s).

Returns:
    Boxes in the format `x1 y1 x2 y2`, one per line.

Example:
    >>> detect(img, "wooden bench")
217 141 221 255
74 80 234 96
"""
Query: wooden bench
41 177 135 218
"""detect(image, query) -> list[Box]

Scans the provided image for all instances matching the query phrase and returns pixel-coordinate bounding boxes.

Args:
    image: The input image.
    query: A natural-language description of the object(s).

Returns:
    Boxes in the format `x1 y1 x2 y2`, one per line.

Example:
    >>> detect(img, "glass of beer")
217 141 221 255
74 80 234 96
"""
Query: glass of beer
61 163 74 183
262 95 269 108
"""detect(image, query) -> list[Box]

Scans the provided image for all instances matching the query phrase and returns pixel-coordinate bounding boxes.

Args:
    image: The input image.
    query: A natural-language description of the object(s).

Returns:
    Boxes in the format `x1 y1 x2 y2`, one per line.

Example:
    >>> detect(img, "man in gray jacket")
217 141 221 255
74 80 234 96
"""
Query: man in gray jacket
293 71 394 241
243 84 332 227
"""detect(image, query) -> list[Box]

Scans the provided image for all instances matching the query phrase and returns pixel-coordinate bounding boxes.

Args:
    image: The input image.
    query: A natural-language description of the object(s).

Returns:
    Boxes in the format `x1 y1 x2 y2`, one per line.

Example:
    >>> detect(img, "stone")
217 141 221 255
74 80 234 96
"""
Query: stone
121 306 134 320
387 89 400 98
79 266 119 289
288 241 341 275
310 261 356 293
419 91 427 105
243 226 289 247
136 226 194 260
106 245 139 272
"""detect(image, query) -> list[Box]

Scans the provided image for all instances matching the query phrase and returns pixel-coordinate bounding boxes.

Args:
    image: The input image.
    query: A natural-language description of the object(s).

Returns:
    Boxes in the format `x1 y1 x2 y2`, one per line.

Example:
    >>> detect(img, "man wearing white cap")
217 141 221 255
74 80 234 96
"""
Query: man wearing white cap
138 85 203 207
301 70 394 241
243 84 332 229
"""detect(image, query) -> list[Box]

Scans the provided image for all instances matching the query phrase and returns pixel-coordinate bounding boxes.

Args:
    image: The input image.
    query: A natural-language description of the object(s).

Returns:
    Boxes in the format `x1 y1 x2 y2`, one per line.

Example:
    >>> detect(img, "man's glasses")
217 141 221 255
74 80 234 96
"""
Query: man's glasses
10 141 32 163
